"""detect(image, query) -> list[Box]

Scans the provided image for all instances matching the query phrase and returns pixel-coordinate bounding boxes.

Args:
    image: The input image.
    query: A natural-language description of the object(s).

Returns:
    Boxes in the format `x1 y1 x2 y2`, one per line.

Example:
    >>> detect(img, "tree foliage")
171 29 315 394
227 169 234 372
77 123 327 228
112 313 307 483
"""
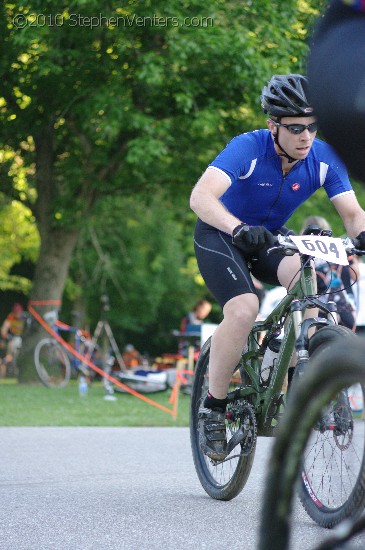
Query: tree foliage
0 0 330 368
0 197 39 292
67 191 203 352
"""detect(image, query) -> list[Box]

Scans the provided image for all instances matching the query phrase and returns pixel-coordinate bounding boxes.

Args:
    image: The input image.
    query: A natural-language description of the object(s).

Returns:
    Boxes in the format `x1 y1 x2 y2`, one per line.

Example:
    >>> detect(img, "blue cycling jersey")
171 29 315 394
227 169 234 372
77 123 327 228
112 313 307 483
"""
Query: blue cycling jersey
209 129 353 231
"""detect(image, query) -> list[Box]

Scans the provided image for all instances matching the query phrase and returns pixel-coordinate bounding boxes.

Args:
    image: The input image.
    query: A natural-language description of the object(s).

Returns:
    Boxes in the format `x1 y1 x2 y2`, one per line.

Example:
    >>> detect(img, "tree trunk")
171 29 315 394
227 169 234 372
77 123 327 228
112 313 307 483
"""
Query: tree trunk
18 228 79 381
16 124 81 382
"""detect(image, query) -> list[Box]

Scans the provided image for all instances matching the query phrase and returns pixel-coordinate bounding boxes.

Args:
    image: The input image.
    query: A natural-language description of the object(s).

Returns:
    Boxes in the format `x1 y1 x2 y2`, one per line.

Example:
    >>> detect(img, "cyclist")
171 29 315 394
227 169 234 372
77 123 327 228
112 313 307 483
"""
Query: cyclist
190 73 365 461
0 303 25 369
308 0 365 183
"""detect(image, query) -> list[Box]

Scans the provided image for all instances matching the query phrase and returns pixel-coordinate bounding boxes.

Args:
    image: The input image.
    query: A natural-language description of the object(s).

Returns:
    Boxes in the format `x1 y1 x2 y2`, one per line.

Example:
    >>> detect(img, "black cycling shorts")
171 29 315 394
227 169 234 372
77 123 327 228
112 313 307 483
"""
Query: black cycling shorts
194 219 288 308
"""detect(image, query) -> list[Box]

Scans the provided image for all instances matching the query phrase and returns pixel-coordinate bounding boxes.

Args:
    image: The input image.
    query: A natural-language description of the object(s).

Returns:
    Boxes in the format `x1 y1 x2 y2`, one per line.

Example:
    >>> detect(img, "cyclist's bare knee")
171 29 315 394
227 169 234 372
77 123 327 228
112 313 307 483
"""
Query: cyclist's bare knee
223 293 259 325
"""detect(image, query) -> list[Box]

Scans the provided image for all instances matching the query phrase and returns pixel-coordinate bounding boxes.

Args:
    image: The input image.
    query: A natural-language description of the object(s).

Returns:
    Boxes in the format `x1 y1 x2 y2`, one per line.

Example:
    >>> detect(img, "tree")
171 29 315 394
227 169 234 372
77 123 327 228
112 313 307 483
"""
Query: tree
0 196 39 293
0 0 324 379
66 191 202 354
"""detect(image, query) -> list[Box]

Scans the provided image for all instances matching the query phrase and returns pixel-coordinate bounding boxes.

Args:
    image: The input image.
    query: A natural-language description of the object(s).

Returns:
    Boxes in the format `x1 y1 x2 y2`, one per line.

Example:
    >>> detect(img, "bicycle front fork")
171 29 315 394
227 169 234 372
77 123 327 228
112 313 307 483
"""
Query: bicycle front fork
291 298 337 381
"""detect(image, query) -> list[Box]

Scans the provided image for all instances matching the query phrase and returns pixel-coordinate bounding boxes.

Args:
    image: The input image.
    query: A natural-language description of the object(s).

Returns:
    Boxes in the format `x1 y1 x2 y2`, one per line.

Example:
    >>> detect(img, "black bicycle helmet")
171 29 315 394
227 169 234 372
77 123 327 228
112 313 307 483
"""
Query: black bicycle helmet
261 74 314 118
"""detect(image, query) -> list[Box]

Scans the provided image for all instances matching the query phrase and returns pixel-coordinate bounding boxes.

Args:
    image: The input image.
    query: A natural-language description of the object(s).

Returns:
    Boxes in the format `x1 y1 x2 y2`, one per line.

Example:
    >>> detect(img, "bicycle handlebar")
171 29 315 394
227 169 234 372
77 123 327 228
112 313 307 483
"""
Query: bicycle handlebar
269 234 365 257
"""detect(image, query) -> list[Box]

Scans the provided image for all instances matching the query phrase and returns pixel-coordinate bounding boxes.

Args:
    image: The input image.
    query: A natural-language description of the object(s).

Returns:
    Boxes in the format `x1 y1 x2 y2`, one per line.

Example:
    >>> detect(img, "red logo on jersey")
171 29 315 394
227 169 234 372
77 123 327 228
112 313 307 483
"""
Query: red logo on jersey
292 183 300 191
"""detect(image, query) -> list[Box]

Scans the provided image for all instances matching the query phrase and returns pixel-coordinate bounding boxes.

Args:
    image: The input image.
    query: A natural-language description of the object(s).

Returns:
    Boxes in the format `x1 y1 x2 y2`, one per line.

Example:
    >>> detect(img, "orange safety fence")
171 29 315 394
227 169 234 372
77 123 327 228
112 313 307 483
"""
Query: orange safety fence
169 368 194 417
28 304 179 418
168 369 243 414
28 300 62 306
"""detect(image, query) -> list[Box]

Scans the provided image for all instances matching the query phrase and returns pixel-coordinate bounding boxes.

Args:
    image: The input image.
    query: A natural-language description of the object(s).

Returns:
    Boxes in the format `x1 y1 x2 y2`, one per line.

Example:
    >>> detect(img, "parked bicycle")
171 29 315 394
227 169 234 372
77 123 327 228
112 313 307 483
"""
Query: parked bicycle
259 338 365 550
34 310 99 388
190 226 365 530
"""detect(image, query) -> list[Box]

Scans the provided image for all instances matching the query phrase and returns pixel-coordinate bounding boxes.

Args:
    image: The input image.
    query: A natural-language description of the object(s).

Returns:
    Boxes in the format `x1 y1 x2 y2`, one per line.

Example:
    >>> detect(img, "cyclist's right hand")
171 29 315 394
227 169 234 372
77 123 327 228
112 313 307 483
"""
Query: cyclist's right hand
354 231 365 251
232 223 275 252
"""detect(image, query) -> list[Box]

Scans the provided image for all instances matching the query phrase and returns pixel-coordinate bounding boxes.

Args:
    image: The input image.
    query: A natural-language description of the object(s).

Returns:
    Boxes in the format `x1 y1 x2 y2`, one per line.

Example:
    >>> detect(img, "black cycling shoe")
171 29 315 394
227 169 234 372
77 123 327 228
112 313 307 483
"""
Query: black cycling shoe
198 407 227 461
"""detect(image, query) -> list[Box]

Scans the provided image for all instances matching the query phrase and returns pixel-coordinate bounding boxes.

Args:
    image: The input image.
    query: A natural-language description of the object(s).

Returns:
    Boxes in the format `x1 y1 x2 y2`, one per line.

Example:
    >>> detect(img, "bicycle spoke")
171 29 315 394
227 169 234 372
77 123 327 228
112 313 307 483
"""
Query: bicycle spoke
190 338 257 500
302 392 365 511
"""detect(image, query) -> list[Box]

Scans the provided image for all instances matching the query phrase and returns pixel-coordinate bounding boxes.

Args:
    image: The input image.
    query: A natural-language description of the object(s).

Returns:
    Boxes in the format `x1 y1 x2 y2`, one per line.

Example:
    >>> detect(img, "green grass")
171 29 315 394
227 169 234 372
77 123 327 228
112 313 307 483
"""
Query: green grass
0 379 190 427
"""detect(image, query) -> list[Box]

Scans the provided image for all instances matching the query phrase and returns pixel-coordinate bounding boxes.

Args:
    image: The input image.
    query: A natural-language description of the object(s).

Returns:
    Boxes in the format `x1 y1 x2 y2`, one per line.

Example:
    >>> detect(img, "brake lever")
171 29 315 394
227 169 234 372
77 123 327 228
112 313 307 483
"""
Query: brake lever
267 236 297 256
345 236 365 256
267 245 283 255
351 247 365 256
267 244 296 256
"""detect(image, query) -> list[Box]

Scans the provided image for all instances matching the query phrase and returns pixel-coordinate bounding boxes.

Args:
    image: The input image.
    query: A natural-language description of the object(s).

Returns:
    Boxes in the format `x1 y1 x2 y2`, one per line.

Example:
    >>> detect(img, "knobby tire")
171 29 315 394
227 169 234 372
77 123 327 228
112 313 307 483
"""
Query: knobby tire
259 329 365 550
190 337 257 500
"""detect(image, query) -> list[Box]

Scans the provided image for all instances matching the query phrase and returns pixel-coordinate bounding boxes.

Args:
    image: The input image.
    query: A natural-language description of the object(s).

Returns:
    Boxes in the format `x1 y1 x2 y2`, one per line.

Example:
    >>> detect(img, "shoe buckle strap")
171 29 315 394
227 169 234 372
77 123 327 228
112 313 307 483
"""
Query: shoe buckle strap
204 421 226 442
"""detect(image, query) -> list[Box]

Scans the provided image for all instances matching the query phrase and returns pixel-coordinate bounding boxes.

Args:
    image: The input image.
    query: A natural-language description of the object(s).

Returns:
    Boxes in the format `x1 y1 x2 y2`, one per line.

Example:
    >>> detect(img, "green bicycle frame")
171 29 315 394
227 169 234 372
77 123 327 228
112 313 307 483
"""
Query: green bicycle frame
234 256 317 436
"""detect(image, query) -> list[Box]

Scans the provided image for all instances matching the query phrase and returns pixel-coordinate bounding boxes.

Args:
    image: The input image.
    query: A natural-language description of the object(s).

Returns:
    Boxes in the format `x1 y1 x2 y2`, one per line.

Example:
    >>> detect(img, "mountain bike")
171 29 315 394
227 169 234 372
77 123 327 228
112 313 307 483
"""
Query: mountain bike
259 338 365 550
34 310 96 388
190 227 365 528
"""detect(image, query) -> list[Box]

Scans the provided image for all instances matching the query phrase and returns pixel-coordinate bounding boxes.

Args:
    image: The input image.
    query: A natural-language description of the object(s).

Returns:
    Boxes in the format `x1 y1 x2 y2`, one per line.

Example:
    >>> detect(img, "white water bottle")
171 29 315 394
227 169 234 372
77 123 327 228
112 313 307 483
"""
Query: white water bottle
78 375 88 397
260 339 280 382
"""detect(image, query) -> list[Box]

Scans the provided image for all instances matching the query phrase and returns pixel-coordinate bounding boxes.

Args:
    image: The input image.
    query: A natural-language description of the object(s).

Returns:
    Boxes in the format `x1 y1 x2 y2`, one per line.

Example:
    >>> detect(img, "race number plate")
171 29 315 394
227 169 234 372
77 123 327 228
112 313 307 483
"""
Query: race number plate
289 235 349 265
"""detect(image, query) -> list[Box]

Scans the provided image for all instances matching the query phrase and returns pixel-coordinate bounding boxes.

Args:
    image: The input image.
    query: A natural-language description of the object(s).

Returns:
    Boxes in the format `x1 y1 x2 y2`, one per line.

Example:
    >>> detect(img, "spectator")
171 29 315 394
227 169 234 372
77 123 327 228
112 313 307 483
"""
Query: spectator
0 303 26 370
259 285 287 320
122 344 142 369
301 215 330 235
180 299 212 333
179 299 212 360
0 338 8 378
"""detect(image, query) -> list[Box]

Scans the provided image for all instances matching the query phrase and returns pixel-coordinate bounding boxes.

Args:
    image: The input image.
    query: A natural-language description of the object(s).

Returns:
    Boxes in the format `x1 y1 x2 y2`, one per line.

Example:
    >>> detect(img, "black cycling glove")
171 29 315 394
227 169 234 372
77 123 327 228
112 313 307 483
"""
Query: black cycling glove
355 231 365 250
232 223 275 253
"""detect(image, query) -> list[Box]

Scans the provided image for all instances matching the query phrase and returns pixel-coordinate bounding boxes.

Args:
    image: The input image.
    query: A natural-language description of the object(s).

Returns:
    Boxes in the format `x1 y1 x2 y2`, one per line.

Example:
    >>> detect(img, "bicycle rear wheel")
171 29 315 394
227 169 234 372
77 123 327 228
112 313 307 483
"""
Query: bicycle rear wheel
259 337 365 550
190 337 257 500
34 338 71 388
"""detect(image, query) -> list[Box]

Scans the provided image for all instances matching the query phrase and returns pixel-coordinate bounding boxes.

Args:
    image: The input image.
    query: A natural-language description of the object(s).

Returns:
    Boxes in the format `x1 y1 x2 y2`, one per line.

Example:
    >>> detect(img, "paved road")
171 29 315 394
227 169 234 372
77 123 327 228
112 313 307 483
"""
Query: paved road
0 427 364 550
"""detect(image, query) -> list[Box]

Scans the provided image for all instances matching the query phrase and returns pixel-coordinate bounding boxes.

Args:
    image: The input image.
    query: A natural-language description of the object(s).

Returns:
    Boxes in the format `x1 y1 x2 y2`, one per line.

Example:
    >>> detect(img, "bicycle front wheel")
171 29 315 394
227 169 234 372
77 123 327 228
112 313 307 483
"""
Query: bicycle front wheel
259 337 365 550
190 337 257 501
34 338 71 388
299 326 365 528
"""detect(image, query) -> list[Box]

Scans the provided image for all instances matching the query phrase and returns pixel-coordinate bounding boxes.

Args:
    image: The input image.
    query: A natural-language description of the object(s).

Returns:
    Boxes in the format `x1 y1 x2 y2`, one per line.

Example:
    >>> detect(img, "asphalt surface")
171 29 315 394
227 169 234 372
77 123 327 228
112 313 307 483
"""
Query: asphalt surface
1 427 364 550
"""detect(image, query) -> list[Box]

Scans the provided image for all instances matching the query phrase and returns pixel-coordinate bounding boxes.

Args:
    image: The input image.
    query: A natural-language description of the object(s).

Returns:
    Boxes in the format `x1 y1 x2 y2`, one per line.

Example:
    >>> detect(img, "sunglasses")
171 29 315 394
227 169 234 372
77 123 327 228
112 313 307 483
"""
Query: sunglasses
271 120 318 135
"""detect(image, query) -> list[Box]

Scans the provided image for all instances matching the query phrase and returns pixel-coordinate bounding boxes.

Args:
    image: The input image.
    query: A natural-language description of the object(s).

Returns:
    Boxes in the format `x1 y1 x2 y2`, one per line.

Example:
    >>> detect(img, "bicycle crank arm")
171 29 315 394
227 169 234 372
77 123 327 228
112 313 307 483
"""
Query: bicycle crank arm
226 426 247 455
